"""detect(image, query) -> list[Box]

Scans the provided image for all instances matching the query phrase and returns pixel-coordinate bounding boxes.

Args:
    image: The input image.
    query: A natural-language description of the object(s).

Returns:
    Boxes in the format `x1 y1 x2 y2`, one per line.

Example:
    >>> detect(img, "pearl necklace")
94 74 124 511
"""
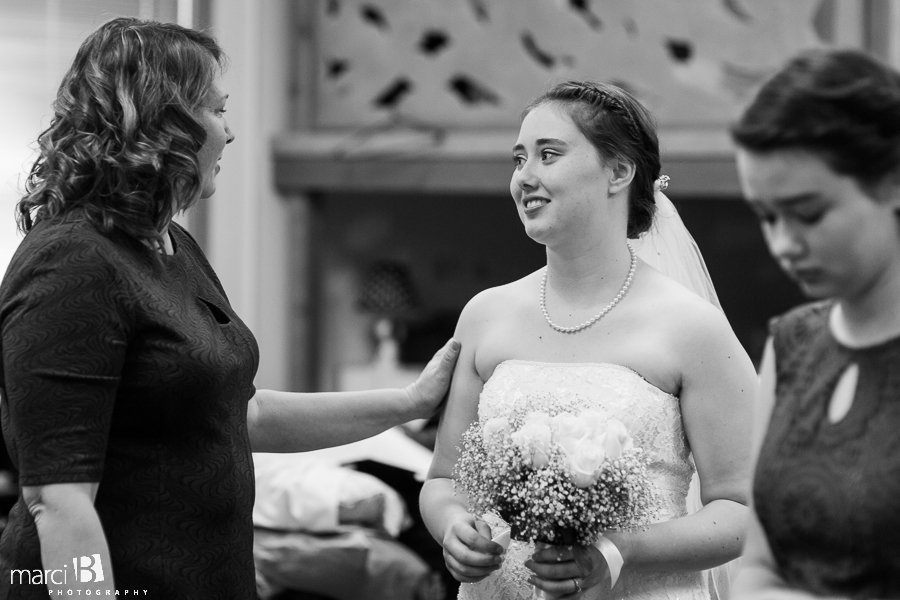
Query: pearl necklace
540 242 636 334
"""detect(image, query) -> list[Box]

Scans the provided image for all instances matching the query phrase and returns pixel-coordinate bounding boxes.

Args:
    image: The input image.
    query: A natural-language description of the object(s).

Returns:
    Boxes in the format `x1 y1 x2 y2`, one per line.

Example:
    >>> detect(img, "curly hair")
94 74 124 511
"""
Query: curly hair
732 49 900 194
524 81 661 239
18 17 225 250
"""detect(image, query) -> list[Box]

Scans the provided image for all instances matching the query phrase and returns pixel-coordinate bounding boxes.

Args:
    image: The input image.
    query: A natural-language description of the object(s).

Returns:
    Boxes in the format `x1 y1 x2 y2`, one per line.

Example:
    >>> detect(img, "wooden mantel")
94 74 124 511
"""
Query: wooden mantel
272 129 743 198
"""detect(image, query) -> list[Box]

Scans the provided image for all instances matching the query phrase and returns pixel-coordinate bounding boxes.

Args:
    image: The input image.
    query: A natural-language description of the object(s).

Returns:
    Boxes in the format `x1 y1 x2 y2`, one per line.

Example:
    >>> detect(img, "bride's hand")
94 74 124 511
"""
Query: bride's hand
527 544 611 597
441 515 504 583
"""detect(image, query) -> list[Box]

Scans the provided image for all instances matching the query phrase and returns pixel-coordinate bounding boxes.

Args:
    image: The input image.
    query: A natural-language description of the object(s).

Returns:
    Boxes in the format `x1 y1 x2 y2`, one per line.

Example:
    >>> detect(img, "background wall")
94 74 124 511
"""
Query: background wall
315 0 825 129
0 0 179 278
204 1 306 391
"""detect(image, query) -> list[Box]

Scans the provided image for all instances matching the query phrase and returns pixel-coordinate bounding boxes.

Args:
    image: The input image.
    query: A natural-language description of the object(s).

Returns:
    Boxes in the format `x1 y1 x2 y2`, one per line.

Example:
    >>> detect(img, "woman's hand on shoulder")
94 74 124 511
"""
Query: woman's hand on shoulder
405 338 462 420
426 288 505 479
441 514 505 583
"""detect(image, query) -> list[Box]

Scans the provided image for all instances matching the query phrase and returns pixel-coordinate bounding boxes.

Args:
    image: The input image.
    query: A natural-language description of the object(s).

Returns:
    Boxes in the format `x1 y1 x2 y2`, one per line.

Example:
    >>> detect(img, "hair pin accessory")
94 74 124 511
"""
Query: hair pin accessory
655 175 670 192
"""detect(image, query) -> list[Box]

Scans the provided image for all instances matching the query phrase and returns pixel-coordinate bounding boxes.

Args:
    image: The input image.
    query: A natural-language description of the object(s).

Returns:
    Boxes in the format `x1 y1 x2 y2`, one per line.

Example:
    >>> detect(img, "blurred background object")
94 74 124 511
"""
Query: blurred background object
343 259 422 391
253 453 446 600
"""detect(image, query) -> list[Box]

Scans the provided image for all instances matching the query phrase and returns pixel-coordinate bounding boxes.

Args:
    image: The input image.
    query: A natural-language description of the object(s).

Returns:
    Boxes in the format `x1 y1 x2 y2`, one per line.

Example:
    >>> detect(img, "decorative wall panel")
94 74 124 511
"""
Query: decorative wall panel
316 0 824 129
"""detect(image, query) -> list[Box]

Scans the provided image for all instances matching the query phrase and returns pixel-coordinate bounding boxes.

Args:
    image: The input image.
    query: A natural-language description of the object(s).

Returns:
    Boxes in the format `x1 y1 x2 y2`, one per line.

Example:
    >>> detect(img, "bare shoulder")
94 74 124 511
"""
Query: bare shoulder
455 271 541 339
633 265 747 371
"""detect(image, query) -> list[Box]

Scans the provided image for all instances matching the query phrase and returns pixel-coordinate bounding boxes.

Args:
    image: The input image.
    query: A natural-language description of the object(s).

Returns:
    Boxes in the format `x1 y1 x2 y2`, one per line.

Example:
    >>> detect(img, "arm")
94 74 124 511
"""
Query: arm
22 482 115 594
730 338 813 598
1 235 127 590
530 302 758 594
420 296 504 582
611 304 756 571
248 338 460 452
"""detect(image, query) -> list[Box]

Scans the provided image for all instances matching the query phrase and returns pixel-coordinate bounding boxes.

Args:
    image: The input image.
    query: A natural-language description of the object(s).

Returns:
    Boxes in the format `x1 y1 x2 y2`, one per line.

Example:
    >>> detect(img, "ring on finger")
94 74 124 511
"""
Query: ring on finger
572 577 582 593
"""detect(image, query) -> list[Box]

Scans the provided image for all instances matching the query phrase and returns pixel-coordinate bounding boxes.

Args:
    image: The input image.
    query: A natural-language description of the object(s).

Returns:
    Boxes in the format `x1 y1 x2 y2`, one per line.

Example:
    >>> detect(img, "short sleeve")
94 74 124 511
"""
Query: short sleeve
767 301 831 393
0 232 132 486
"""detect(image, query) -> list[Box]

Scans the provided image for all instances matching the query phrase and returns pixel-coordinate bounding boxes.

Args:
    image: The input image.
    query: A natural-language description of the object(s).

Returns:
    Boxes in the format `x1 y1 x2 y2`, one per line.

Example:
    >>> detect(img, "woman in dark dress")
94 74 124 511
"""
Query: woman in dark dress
0 18 459 599
730 49 900 598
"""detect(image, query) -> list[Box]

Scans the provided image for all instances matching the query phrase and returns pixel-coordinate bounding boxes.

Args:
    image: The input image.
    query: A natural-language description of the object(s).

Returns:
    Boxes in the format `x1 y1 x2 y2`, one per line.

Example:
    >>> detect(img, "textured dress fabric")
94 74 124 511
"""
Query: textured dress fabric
0 218 260 599
458 360 708 600
754 301 900 599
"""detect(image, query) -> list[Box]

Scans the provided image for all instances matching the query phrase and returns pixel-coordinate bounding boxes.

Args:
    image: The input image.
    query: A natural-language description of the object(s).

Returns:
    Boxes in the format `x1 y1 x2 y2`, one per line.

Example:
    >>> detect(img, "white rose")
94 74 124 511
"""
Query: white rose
579 409 610 442
510 421 552 469
550 412 588 443
561 437 607 488
602 418 634 460
481 417 509 445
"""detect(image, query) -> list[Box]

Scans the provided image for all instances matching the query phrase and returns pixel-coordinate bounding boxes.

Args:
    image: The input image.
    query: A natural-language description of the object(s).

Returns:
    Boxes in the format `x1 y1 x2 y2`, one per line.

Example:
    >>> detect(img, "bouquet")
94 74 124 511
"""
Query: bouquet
453 398 655 549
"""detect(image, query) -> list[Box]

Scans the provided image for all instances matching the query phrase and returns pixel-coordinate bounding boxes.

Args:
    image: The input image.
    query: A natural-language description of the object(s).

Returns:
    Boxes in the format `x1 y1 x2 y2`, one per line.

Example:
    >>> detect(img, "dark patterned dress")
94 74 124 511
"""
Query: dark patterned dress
0 218 260 599
754 301 900 599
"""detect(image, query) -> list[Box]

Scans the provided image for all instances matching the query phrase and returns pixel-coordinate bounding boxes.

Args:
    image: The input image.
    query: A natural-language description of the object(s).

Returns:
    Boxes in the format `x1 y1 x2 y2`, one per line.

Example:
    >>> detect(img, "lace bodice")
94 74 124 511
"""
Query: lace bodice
756 302 900 597
458 360 708 600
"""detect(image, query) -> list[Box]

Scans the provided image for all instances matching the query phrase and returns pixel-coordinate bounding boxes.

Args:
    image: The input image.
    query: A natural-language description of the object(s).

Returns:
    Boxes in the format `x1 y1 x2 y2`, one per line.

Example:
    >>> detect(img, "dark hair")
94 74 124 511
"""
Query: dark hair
524 81 661 239
732 49 900 193
17 17 226 250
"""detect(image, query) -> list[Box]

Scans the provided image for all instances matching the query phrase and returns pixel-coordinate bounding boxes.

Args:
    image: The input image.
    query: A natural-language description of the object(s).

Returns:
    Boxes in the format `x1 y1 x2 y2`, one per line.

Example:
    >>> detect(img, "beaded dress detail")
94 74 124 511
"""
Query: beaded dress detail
458 360 708 600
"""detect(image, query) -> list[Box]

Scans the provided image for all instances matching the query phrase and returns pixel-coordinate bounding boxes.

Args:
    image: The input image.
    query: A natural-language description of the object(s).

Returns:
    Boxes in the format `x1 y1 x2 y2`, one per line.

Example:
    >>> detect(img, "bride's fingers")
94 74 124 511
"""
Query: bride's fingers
473 518 494 542
531 544 574 564
443 549 499 582
443 530 503 568
529 574 584 597
453 521 504 556
525 558 581 581
445 542 502 568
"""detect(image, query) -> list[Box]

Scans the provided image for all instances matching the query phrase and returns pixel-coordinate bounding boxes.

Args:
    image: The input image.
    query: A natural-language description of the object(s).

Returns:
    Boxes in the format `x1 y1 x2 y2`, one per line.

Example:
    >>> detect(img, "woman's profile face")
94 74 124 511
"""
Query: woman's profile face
737 148 900 300
196 77 234 200
510 102 614 246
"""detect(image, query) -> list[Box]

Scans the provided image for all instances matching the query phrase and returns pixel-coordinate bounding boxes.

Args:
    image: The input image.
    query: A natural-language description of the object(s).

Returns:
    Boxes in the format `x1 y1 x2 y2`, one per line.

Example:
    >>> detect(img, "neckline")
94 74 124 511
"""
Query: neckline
495 358 677 399
826 301 900 352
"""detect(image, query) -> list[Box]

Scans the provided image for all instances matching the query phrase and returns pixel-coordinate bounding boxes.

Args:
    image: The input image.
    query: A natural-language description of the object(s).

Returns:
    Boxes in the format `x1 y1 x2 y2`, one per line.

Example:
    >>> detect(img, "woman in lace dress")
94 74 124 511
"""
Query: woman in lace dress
730 50 900 598
420 81 758 600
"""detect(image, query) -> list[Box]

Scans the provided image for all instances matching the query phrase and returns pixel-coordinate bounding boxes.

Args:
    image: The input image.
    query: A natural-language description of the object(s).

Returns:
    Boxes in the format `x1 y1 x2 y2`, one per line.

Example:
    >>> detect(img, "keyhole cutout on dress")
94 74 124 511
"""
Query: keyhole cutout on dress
828 363 859 424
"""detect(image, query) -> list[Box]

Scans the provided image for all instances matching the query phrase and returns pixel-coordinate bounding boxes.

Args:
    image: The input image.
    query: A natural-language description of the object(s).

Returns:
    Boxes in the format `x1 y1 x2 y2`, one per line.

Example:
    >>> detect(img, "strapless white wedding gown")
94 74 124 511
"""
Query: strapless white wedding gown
458 360 708 600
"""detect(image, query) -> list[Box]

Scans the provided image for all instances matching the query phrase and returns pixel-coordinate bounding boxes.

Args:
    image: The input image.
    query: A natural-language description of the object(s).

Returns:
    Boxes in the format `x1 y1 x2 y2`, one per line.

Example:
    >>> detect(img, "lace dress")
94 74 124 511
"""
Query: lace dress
754 302 900 598
458 360 707 600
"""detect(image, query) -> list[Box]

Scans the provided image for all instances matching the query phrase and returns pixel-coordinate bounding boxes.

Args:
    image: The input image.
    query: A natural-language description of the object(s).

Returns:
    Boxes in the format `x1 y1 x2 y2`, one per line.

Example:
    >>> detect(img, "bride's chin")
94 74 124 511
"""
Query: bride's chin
522 223 551 244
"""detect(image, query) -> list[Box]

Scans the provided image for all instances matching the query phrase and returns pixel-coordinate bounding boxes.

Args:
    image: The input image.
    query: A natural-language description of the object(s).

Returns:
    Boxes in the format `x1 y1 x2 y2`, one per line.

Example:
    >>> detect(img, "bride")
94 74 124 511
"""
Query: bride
420 81 758 599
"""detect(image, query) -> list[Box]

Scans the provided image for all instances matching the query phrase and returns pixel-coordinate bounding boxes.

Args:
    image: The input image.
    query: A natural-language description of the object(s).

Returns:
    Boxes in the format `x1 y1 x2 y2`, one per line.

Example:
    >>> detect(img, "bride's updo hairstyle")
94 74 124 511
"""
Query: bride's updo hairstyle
732 49 900 198
17 17 226 250
524 81 661 239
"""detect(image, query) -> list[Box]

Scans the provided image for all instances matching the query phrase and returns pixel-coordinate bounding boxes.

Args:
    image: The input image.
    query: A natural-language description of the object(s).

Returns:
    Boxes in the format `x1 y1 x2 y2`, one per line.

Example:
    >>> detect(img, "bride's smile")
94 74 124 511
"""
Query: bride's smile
510 103 623 247
522 195 550 211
